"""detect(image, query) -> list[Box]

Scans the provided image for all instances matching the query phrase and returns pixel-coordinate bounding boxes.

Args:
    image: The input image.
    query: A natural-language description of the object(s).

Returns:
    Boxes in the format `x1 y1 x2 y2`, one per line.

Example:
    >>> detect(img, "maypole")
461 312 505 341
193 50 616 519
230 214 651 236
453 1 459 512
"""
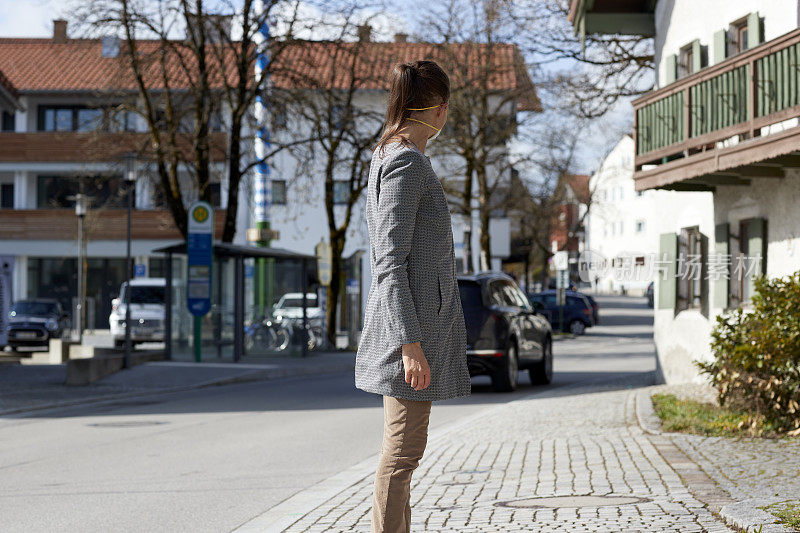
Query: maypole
250 0 277 318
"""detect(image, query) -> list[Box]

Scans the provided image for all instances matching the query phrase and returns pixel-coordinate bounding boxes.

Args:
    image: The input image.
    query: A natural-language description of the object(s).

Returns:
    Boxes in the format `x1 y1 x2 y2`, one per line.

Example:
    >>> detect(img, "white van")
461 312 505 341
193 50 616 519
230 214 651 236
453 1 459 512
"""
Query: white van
109 278 166 347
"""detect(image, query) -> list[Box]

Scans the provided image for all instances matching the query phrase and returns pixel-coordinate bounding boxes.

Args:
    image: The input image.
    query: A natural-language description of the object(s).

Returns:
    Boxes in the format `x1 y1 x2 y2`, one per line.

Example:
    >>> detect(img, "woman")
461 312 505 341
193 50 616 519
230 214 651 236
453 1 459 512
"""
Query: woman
355 60 471 533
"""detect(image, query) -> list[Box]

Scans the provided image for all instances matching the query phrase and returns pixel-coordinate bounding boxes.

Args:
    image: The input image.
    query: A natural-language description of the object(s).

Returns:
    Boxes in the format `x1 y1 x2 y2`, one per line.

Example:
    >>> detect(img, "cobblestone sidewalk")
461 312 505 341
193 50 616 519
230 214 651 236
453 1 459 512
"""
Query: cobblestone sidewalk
241 374 734 532
648 384 800 532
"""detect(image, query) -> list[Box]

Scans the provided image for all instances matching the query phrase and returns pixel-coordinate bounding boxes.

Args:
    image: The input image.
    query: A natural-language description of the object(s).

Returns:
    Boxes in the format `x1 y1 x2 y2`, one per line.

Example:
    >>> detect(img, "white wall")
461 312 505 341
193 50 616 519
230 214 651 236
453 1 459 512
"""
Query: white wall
654 0 799 87
587 135 713 295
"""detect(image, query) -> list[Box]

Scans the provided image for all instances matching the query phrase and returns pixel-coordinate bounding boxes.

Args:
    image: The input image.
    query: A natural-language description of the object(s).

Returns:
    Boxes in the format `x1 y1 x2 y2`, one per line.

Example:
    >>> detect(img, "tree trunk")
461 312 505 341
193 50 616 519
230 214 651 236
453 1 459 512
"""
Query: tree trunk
223 121 242 243
326 234 345 347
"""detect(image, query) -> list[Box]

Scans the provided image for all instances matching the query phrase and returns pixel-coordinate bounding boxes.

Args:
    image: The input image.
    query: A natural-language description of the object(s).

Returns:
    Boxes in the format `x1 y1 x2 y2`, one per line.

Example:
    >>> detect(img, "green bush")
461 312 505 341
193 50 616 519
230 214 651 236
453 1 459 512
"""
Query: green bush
696 271 800 435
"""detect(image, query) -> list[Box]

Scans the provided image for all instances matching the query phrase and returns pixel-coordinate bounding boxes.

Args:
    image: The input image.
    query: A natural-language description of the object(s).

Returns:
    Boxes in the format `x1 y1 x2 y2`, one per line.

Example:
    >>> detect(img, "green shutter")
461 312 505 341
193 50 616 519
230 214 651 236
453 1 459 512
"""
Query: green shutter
746 217 767 297
747 12 762 49
691 39 703 72
658 233 677 310
664 54 677 84
713 29 727 63
700 232 709 317
713 223 729 309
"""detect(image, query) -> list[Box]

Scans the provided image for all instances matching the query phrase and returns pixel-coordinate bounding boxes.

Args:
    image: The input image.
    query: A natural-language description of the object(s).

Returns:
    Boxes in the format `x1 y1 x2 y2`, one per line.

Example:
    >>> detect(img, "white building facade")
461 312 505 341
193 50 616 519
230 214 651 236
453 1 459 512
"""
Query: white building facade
586 135 713 296
571 0 800 383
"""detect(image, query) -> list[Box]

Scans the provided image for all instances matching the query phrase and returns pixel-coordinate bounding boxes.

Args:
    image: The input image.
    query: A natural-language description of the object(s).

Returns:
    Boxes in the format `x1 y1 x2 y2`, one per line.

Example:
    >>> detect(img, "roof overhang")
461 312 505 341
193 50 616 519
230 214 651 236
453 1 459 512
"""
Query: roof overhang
0 71 21 111
568 0 656 38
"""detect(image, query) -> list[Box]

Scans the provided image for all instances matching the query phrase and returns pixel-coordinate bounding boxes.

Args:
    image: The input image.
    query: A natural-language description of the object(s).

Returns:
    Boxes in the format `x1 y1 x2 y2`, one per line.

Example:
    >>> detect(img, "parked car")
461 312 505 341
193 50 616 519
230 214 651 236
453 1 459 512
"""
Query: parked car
272 292 323 321
6 299 68 350
527 290 594 335
645 282 654 308
109 278 166 348
583 293 600 324
459 272 553 392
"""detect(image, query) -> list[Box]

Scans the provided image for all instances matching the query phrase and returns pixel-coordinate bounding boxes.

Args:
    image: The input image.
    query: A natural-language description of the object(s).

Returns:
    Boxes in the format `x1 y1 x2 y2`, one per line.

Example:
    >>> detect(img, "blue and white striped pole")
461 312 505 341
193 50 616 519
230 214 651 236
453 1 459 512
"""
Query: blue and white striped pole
252 0 275 315
253 0 271 229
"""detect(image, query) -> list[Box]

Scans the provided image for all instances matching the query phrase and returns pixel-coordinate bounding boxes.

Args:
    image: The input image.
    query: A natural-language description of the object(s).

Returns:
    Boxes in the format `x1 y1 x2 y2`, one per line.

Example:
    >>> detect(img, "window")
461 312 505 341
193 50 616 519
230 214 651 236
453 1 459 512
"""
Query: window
333 181 350 205
1 183 13 208
109 110 139 132
676 226 707 313
728 18 748 56
678 44 694 78
209 183 222 208
458 280 483 309
271 180 287 205
729 218 767 307
635 220 645 233
38 105 116 132
1 110 14 131
36 175 129 209
76 108 103 131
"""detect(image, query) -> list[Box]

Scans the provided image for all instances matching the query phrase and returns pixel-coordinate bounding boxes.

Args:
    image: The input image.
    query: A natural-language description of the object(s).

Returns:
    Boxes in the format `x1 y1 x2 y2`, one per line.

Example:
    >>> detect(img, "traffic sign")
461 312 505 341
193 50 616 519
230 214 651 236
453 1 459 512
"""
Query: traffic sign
315 240 332 287
187 201 213 317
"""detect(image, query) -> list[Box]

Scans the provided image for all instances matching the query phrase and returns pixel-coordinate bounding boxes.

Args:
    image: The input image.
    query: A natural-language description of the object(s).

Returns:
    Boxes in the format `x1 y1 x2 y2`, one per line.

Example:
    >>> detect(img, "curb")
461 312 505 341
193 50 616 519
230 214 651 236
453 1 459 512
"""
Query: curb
0 360 355 417
720 499 795 533
633 389 794 533
635 388 665 435
232 371 656 532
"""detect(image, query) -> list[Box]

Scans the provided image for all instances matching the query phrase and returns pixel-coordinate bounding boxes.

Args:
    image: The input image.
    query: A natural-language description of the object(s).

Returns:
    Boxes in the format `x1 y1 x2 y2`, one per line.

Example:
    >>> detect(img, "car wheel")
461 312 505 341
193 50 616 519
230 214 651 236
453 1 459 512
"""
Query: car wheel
114 339 124 348
492 342 519 392
529 337 553 385
569 319 586 335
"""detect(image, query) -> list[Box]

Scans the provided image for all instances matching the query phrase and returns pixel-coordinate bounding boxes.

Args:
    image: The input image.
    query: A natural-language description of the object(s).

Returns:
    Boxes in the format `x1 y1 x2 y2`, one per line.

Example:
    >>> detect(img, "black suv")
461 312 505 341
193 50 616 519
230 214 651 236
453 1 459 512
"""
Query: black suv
6 299 68 350
459 272 553 392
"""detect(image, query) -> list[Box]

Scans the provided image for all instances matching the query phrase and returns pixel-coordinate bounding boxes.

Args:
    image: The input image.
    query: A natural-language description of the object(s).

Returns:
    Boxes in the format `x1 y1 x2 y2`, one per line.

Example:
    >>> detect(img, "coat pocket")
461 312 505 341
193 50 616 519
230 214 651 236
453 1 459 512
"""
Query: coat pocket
437 272 444 316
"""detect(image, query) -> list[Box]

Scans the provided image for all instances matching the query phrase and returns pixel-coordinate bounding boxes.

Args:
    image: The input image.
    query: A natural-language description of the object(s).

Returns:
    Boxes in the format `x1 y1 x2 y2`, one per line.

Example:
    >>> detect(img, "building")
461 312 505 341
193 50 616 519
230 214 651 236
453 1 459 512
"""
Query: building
0 20 536 339
569 0 800 383
550 173 590 286
585 135 713 296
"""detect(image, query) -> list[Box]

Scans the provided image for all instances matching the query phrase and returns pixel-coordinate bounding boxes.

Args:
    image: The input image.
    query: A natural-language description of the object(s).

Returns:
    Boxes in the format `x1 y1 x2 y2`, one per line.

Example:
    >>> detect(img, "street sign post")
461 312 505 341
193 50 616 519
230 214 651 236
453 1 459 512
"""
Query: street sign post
187 201 213 362
315 240 332 348
553 251 569 331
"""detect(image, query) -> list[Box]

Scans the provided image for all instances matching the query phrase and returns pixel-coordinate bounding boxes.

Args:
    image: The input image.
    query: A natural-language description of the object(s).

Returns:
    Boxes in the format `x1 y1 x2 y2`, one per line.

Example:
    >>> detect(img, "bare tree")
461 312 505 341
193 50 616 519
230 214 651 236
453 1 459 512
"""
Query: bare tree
512 0 654 119
276 9 385 345
422 0 542 271
72 0 304 241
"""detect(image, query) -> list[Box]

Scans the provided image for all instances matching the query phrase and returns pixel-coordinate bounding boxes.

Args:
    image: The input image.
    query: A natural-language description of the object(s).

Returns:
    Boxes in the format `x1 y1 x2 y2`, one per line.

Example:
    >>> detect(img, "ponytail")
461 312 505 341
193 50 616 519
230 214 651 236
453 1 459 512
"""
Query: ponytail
375 60 450 155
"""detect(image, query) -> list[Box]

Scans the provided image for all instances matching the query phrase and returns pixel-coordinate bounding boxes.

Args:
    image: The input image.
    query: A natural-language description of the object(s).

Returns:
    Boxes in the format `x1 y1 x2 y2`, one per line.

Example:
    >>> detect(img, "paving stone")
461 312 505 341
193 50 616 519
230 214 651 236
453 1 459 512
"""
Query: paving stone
281 375 734 532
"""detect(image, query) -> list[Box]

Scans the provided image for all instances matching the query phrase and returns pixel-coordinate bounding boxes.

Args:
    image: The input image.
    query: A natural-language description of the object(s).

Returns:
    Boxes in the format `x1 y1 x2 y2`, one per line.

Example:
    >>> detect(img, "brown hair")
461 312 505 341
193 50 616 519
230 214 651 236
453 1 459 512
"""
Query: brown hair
375 60 450 154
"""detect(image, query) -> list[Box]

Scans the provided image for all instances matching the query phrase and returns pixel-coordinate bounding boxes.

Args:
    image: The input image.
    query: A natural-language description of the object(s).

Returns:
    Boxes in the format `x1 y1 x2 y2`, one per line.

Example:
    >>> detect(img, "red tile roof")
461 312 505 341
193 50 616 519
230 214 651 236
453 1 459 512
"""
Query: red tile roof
564 174 591 204
0 38 539 111
0 67 17 100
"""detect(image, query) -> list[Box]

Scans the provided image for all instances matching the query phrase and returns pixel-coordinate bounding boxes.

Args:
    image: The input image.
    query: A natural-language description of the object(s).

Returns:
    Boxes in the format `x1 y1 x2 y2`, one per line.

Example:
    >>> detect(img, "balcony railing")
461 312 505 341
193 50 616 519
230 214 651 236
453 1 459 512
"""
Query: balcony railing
0 209 226 241
634 28 800 170
0 131 228 163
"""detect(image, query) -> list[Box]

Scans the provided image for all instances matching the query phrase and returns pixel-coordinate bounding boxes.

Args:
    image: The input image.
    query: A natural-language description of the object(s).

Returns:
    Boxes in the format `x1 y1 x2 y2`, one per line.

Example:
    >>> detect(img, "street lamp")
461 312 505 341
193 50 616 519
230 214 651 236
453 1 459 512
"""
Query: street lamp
123 152 138 369
69 194 89 343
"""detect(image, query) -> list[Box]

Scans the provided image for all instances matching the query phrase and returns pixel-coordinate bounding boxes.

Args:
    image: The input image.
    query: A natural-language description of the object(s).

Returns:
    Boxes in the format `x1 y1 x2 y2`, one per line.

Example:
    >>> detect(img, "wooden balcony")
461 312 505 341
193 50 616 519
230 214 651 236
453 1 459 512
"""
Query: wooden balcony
0 209 226 241
0 131 227 163
633 28 800 191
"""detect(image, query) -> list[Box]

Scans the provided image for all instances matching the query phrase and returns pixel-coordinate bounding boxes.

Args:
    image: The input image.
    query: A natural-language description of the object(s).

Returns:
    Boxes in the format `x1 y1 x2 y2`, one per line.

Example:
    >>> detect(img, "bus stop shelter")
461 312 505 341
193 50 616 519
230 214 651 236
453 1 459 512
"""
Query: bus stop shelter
154 242 316 361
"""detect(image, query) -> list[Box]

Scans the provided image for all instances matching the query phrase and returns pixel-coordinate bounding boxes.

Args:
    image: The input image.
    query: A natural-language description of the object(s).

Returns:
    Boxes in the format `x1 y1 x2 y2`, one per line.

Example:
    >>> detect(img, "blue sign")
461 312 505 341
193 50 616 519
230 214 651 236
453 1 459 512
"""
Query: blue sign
134 263 146 278
187 201 213 316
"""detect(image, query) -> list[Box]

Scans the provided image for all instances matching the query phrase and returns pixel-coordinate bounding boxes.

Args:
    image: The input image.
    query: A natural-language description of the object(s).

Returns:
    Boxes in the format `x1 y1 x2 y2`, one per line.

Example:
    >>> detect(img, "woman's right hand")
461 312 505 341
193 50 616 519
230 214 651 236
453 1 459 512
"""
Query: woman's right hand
401 341 430 391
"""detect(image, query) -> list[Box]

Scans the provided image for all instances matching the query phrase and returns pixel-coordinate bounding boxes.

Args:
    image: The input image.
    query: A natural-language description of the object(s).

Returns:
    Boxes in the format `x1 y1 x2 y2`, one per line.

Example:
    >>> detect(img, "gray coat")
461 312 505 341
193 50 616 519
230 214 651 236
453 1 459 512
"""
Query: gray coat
355 142 471 401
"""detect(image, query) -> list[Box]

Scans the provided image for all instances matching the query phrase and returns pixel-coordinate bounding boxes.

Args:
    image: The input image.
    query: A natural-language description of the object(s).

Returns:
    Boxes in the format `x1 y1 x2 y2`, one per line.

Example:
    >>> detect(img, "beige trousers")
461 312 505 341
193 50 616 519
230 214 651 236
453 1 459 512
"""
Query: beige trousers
371 395 432 533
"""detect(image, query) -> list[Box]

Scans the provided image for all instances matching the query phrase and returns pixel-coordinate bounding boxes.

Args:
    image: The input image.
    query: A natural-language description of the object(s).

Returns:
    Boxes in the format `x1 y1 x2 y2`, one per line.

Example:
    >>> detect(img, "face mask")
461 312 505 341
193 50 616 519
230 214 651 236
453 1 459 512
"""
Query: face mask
406 104 446 142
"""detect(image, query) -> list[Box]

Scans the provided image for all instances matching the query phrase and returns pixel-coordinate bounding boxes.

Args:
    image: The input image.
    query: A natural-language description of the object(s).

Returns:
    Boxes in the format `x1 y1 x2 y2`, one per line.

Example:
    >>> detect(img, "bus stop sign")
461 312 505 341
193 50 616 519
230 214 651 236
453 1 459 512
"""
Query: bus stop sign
187 201 213 316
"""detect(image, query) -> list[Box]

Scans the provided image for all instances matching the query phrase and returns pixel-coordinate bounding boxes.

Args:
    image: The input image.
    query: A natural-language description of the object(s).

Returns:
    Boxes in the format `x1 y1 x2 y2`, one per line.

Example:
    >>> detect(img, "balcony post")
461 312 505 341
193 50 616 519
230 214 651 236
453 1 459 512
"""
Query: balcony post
684 87 691 146
748 58 757 139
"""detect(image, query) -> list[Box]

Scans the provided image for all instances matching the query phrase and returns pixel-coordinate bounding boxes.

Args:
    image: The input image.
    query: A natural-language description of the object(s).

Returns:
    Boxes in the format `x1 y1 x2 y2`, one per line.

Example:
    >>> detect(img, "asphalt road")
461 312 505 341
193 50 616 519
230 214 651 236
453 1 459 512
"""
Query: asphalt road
0 294 655 533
